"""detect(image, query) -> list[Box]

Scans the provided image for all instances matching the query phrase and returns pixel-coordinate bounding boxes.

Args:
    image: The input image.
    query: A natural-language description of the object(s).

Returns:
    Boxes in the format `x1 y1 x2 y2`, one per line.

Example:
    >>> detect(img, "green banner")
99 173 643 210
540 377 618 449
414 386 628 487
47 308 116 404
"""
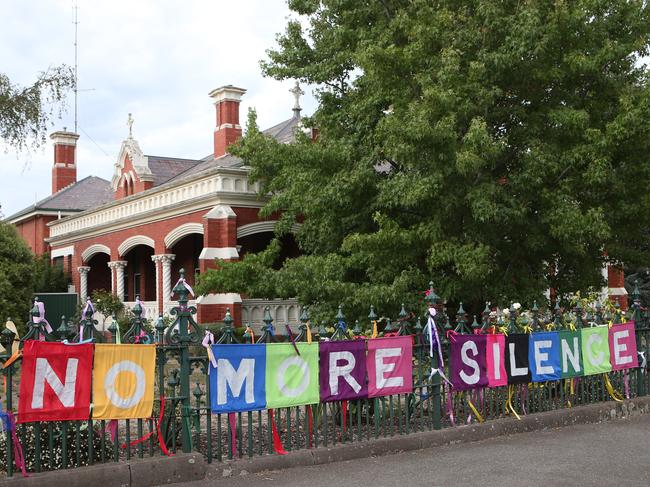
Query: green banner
581 327 612 376
265 343 320 408
558 330 582 378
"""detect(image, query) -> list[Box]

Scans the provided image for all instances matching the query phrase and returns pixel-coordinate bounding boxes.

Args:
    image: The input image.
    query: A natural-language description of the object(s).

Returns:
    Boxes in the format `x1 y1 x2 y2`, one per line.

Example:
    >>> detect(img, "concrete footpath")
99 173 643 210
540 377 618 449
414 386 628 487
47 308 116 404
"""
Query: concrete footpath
180 414 650 487
2 397 649 487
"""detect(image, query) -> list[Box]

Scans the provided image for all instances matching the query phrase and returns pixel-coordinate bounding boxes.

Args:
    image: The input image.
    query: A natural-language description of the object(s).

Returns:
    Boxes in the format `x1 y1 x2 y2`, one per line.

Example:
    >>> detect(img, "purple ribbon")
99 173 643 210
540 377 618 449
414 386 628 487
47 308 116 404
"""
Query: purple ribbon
80 299 95 342
33 301 53 334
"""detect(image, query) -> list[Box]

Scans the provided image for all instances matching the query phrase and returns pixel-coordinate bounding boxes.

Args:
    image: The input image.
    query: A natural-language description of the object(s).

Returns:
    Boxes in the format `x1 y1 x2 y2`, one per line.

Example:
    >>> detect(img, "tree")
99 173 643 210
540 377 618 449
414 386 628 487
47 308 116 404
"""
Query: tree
0 66 74 152
0 222 36 334
33 253 69 293
198 1 650 321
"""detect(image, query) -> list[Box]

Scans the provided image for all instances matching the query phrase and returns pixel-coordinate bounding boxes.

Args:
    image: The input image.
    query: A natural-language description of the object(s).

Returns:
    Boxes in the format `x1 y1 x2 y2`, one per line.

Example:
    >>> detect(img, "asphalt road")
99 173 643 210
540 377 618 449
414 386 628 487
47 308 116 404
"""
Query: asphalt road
179 415 650 487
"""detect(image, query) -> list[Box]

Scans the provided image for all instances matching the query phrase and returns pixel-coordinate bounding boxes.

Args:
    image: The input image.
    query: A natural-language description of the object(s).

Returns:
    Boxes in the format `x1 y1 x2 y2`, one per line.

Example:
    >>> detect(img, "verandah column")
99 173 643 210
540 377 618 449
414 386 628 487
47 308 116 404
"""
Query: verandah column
108 260 128 301
151 254 175 315
77 266 91 301
199 204 242 324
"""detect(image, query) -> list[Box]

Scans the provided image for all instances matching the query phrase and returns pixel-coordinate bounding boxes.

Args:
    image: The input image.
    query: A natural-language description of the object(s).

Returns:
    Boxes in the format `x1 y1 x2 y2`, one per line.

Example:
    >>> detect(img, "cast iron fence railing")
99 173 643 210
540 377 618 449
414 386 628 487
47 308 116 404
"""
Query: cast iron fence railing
1 273 648 476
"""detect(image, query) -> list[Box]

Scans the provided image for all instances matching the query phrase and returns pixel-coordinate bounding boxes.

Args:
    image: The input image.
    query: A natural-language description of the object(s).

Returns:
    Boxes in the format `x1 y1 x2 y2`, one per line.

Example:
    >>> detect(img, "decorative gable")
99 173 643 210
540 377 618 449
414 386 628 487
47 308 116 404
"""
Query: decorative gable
111 137 155 198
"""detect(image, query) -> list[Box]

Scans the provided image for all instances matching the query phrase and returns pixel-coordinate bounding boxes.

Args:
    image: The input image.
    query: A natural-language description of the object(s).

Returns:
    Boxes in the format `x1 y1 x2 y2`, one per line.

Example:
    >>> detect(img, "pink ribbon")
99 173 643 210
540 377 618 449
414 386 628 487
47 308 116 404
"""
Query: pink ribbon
228 412 238 458
445 385 456 426
624 371 630 399
171 278 194 299
33 301 53 336
107 419 118 442
202 331 217 372
7 412 28 477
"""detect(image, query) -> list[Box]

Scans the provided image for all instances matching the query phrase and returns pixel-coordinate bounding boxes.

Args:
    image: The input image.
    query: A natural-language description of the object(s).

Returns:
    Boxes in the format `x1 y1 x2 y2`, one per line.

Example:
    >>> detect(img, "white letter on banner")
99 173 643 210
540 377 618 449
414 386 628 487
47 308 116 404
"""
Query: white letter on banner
613 330 632 366
104 360 146 409
277 356 310 397
375 348 404 389
492 341 502 380
586 333 604 367
534 340 554 375
459 341 480 385
329 351 361 395
561 337 581 374
217 358 255 405
508 343 528 377
32 358 78 409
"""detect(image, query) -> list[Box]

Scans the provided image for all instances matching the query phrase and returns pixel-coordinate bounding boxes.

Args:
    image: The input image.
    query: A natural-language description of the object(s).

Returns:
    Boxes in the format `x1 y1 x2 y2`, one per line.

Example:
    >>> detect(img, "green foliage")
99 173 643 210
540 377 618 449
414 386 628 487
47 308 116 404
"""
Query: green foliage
0 222 35 334
200 1 650 321
90 288 125 327
0 66 74 152
33 253 69 293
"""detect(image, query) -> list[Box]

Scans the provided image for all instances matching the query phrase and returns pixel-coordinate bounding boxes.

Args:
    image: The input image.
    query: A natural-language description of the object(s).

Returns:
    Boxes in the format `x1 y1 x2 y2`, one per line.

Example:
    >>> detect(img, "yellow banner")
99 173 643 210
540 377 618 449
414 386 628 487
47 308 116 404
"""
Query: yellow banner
92 344 156 420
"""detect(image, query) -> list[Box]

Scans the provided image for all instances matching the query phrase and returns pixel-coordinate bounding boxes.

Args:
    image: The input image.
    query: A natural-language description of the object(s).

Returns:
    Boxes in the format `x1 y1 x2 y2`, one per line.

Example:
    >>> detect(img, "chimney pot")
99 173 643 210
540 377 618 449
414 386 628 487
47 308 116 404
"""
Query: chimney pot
209 85 246 159
51 130 80 194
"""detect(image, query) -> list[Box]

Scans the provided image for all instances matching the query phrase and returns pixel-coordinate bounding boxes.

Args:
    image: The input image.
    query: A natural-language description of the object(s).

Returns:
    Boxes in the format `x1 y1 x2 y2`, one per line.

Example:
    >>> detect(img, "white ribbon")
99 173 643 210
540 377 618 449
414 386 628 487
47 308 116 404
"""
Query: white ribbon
639 351 647 371
427 307 451 386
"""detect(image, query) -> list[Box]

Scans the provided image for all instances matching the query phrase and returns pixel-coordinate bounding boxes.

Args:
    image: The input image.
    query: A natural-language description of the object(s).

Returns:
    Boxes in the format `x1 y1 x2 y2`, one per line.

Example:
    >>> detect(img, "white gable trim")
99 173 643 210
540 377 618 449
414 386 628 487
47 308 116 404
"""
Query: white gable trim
237 221 301 239
164 223 204 249
118 235 155 256
111 138 153 190
81 244 111 262
51 245 75 259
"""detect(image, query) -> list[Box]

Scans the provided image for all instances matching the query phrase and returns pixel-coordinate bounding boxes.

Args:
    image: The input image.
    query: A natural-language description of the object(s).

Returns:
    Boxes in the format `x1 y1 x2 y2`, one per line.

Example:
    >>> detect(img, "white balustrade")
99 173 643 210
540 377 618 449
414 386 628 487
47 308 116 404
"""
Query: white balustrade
241 298 300 331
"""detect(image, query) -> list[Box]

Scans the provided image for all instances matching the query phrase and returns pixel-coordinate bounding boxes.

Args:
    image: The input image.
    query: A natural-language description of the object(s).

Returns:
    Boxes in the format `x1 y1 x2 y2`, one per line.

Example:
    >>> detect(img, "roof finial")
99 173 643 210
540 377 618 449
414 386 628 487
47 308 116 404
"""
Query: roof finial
127 113 134 138
289 81 304 118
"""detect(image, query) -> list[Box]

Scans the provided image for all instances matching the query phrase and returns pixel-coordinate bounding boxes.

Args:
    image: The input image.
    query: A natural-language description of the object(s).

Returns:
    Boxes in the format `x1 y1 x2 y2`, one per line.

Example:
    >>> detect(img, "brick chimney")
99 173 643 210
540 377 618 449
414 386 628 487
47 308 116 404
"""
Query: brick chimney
51 129 80 194
209 85 246 159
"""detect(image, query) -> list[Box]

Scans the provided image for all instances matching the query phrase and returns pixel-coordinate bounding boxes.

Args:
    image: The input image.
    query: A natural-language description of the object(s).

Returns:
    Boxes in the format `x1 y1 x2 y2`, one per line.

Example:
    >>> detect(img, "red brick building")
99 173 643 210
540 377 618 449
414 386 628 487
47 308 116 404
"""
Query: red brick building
7 85 304 326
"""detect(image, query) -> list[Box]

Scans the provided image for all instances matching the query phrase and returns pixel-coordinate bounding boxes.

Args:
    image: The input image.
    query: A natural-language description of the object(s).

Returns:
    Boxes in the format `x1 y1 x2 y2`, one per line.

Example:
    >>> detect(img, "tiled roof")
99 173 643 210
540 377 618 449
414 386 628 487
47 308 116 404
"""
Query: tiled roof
7 176 113 222
263 115 302 144
146 155 202 186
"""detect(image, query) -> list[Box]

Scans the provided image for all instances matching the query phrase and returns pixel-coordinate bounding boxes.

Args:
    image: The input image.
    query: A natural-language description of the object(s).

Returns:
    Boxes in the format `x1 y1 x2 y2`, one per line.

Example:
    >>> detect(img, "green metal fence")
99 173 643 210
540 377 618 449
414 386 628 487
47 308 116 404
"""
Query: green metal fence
1 274 648 477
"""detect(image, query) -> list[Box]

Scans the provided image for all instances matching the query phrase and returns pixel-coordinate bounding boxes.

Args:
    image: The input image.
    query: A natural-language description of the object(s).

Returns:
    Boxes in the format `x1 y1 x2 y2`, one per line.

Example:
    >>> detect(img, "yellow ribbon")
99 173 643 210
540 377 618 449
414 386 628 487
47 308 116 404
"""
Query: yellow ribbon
465 394 485 423
545 323 555 331
505 385 521 420
306 323 312 344
608 321 613 329
372 320 378 339
564 378 575 407
603 374 624 402
497 326 509 336
521 325 533 334
567 322 576 332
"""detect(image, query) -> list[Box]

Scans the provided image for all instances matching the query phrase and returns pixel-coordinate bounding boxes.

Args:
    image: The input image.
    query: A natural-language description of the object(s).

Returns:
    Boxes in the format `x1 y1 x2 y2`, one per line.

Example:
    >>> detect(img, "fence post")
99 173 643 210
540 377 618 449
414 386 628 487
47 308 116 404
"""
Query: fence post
630 281 644 397
166 269 203 453
425 282 443 430
1 323 16 476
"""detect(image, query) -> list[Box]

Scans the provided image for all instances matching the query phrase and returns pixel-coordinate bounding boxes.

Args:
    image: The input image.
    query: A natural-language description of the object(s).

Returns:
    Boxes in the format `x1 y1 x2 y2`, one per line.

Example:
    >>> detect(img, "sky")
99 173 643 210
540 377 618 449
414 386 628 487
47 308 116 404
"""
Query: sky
0 0 317 218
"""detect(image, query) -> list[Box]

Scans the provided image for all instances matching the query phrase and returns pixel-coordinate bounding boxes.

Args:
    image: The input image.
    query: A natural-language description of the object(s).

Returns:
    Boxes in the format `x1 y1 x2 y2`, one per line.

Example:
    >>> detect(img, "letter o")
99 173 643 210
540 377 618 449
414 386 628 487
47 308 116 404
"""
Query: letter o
104 360 146 409
276 356 310 398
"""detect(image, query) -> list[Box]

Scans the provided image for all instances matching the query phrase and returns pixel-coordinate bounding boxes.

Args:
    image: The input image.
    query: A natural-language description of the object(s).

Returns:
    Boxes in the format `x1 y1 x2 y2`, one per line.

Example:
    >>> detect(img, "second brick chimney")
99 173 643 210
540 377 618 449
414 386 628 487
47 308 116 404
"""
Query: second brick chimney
209 85 246 159
51 129 80 194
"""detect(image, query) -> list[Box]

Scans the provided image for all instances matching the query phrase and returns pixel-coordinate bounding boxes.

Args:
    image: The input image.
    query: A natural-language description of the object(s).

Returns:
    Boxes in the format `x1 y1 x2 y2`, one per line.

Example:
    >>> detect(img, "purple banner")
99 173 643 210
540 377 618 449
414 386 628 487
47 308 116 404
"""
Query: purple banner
319 340 368 401
450 334 488 391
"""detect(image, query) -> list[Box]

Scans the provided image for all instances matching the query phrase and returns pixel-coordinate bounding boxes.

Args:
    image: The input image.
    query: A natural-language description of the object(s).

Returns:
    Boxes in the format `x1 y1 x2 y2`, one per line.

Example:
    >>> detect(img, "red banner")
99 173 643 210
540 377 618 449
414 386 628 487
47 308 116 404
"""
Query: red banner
18 341 93 423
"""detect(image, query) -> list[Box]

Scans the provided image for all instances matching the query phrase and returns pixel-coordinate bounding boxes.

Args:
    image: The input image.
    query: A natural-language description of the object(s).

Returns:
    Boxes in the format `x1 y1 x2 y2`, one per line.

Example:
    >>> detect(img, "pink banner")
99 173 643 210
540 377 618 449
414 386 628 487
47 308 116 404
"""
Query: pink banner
366 336 413 398
609 322 638 371
486 334 508 387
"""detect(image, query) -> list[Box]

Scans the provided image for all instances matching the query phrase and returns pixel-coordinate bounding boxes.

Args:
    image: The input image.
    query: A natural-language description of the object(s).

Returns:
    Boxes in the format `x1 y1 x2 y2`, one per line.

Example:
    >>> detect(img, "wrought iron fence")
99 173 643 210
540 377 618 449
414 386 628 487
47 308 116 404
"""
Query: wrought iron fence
1 273 648 477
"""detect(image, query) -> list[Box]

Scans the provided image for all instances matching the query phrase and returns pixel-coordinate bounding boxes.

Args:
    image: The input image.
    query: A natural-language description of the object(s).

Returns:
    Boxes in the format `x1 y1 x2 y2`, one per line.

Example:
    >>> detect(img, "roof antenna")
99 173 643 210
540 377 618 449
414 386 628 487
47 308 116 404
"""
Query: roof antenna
73 0 79 133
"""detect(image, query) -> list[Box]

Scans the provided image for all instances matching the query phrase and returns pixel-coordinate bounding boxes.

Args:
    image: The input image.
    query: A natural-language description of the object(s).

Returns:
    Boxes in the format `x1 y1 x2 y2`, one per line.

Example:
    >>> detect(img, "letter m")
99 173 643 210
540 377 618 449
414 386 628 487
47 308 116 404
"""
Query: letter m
217 358 255 405
32 358 79 409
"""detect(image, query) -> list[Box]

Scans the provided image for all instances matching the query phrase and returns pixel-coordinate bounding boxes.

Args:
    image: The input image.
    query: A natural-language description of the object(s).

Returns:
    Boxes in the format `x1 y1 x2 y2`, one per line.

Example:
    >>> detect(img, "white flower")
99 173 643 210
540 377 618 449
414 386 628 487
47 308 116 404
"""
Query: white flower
513 302 522 310
502 308 510 317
